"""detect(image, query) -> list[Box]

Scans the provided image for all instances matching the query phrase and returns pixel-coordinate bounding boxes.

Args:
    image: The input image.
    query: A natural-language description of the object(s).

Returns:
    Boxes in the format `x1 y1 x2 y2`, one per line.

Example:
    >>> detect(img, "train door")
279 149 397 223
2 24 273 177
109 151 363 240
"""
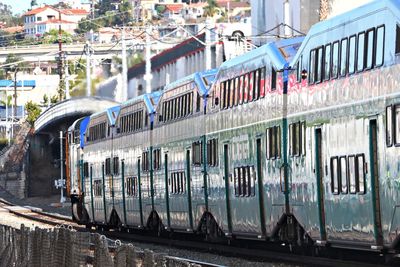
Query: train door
223 143 233 235
369 119 383 247
315 128 327 241
186 149 194 230
256 138 267 238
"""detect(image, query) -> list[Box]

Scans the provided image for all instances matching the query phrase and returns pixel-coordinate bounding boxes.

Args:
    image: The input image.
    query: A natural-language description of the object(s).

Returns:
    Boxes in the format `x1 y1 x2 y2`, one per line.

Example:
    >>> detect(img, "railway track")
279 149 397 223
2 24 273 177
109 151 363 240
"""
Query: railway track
0 198 78 228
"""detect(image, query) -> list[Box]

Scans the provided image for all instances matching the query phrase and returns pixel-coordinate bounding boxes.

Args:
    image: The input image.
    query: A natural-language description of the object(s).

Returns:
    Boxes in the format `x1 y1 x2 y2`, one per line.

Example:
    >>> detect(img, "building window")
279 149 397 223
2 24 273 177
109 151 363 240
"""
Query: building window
266 126 281 159
192 141 202 165
234 166 256 197
170 171 186 194
153 148 161 170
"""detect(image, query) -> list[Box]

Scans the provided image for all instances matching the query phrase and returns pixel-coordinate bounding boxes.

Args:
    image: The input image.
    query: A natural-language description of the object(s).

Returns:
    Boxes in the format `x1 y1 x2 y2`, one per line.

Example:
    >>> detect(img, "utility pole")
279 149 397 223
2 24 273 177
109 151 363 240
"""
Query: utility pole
58 9 64 101
144 27 152 94
121 28 128 101
65 63 70 99
205 24 212 70
13 70 17 124
85 42 92 97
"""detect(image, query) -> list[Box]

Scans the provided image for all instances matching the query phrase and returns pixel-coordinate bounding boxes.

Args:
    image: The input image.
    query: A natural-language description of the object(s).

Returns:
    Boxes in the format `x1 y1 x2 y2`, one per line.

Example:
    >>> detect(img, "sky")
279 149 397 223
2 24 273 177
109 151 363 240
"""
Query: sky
2 0 60 15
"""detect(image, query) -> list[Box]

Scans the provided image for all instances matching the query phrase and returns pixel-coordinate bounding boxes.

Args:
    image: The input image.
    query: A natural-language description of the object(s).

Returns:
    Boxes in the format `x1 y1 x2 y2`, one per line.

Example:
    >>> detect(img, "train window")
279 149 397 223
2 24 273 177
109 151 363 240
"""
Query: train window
113 157 119 175
386 105 393 147
142 151 150 172
395 105 400 146
365 28 375 69
348 35 356 75
230 79 235 107
330 157 339 194
239 75 244 104
254 69 260 100
356 154 366 194
196 91 201 112
83 162 89 178
340 38 348 77
177 97 181 118
105 158 111 175
296 56 302 82
234 77 240 106
153 148 161 170
316 46 323 83
271 68 277 91
93 180 102 197
126 177 138 196
248 72 254 102
331 41 339 79
266 126 281 159
289 122 302 156
192 141 203 166
348 155 356 194
301 121 306 156
339 156 348 193
260 67 266 98
357 32 365 72
207 139 218 167
234 166 255 197
170 172 186 194
375 25 385 67
324 44 331 81
243 74 249 102
189 92 193 114
396 25 400 54
309 49 316 84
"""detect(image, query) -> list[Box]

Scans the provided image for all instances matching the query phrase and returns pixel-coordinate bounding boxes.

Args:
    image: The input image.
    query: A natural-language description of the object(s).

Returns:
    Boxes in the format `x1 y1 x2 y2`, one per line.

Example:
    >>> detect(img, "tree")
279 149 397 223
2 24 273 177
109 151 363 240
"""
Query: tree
30 0 38 9
3 53 24 77
25 101 41 127
42 29 72 44
203 0 219 18
75 18 100 34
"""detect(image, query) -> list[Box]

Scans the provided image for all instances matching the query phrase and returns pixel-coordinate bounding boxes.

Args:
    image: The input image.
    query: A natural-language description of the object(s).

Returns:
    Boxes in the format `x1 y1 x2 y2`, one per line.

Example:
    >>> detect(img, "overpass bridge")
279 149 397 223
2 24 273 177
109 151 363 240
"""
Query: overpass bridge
0 41 175 63
30 97 118 196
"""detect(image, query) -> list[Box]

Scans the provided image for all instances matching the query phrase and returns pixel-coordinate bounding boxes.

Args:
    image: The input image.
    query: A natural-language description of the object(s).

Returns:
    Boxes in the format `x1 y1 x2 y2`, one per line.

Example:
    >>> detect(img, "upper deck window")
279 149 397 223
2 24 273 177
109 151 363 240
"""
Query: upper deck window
340 38 348 77
309 49 316 84
375 25 385 67
357 32 365 72
331 41 339 79
365 28 375 69
348 35 356 74
324 44 331 81
395 24 400 54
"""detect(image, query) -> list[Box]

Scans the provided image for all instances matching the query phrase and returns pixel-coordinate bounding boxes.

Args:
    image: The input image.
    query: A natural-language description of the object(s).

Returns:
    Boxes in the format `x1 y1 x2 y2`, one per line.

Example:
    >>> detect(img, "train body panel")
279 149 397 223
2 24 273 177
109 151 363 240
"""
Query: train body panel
65 0 400 253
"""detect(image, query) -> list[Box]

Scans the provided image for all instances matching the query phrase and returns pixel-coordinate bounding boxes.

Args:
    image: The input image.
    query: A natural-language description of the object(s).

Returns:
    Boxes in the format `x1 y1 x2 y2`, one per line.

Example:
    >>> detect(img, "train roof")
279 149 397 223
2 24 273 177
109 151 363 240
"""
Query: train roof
163 69 218 97
290 0 400 67
120 91 163 114
217 37 303 80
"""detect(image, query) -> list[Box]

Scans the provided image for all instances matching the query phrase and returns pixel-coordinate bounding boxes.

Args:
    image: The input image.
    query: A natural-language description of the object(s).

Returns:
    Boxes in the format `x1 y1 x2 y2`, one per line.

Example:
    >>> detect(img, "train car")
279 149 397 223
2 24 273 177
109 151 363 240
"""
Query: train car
67 0 400 254
205 37 303 240
287 0 400 250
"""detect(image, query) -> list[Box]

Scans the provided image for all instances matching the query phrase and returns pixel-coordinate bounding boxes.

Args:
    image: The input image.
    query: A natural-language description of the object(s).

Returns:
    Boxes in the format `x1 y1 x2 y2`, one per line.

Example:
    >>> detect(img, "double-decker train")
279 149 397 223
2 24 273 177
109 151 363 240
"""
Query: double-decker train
67 0 400 253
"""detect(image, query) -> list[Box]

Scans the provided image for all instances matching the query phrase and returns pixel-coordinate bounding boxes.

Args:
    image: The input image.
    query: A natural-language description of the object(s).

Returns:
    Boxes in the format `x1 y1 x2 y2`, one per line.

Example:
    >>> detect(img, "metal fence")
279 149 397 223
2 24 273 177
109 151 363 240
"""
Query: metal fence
0 224 202 267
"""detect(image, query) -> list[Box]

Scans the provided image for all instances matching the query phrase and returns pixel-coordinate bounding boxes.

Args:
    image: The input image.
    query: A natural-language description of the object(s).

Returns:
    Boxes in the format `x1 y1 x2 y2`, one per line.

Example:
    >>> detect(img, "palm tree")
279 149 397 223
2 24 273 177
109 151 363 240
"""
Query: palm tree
30 0 37 10
203 0 219 18
319 0 330 21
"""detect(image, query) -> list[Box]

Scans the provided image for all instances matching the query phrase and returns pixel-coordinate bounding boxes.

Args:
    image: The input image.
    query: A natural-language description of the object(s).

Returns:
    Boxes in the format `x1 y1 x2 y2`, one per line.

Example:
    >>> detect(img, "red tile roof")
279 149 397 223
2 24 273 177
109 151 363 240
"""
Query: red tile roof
23 5 54 16
62 9 89 15
24 5 88 16
36 19 75 25
216 1 250 9
164 4 184 13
